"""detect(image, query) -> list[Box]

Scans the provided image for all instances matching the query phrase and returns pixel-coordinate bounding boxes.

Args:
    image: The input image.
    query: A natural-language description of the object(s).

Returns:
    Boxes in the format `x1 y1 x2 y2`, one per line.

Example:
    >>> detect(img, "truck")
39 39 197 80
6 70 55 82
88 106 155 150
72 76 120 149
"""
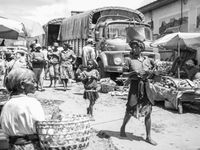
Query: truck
58 7 159 78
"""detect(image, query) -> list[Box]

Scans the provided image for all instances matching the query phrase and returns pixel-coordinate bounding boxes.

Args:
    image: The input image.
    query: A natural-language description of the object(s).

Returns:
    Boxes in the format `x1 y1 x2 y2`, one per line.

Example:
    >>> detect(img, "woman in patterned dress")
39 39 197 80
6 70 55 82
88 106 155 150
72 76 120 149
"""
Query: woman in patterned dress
60 43 76 91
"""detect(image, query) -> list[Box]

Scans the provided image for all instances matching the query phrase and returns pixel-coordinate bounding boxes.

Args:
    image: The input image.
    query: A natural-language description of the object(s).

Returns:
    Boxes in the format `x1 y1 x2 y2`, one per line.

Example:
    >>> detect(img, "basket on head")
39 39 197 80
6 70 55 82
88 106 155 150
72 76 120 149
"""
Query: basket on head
36 114 91 150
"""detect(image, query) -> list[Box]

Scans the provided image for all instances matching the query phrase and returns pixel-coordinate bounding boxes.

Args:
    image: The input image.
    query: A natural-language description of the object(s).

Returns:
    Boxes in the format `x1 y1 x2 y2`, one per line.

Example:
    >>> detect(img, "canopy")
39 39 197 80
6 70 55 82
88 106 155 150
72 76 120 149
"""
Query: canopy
59 6 145 41
152 32 200 78
0 17 24 40
15 18 45 38
151 32 200 50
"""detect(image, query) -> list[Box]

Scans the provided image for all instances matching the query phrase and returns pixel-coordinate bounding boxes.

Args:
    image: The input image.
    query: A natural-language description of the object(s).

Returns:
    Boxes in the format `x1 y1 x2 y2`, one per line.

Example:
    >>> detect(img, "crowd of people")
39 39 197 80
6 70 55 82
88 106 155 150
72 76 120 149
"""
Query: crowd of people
0 36 160 150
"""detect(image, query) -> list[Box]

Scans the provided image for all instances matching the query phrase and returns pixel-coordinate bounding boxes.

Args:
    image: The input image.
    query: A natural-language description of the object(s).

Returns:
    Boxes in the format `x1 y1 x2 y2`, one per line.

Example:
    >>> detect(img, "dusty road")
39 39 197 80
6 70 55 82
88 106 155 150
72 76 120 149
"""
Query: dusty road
34 80 200 150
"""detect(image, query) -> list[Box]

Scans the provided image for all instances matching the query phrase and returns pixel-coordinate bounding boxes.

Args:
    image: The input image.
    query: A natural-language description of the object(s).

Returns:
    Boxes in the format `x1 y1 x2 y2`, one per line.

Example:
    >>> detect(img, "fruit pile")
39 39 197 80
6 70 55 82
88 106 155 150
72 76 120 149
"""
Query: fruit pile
154 61 173 75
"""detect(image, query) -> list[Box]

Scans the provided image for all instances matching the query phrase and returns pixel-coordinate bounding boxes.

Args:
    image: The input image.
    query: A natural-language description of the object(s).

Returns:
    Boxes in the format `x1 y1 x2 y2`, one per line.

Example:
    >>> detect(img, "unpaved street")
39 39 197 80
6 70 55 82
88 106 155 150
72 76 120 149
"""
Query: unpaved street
34 80 200 150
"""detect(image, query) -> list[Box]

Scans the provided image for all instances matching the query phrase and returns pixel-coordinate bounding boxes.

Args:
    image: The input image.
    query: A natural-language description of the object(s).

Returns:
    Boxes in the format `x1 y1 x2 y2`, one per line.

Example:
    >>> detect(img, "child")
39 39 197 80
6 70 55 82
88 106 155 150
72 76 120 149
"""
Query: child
0 68 45 150
78 59 100 120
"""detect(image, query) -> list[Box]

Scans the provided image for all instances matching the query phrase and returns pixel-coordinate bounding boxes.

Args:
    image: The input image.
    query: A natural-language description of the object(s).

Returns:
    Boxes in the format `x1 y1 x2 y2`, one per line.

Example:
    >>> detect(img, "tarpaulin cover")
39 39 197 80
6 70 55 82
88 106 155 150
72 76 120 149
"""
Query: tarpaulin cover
146 81 184 109
59 7 145 41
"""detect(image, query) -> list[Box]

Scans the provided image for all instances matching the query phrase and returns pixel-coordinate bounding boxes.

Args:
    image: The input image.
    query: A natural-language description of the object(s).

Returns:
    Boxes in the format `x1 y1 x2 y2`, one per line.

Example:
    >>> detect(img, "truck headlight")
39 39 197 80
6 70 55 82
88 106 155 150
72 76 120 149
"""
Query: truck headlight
114 57 122 65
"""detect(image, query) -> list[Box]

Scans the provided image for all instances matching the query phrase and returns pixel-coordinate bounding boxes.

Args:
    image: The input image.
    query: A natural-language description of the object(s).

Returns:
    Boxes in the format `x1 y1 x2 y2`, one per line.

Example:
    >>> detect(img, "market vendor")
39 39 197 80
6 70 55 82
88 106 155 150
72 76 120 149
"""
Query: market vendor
120 39 157 146
0 68 45 150
182 59 200 80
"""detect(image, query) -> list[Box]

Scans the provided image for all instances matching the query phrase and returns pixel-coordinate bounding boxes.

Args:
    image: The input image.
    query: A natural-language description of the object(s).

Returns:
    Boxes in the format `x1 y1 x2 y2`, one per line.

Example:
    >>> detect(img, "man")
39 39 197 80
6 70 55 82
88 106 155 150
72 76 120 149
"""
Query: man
31 43 45 91
120 39 157 146
82 38 97 67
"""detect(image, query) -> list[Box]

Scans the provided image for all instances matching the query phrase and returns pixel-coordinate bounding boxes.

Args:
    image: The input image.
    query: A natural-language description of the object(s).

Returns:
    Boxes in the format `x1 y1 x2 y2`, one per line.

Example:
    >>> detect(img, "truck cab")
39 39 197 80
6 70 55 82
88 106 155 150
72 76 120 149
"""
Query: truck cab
95 20 158 77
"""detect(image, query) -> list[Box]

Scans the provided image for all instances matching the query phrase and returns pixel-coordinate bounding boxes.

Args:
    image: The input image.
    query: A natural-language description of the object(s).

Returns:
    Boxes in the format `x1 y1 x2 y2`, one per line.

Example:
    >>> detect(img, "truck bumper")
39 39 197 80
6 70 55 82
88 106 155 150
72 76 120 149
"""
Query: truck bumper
104 66 123 73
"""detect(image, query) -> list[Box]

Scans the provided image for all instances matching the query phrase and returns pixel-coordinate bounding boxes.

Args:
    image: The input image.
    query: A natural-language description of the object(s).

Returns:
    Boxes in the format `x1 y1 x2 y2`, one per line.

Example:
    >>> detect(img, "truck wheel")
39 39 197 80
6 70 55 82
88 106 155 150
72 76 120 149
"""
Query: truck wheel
98 60 107 78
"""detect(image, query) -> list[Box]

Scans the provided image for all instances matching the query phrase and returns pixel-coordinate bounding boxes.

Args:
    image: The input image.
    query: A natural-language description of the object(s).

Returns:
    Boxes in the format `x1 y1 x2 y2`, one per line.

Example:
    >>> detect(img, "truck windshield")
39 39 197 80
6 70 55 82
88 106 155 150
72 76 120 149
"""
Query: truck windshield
107 24 152 41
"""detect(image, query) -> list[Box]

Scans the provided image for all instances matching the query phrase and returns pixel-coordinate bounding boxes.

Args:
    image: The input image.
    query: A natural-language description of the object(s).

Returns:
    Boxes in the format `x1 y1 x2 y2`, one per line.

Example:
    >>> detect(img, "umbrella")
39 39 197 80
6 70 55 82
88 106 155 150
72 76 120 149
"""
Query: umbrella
151 32 200 78
0 17 24 40
151 32 200 50
17 18 45 38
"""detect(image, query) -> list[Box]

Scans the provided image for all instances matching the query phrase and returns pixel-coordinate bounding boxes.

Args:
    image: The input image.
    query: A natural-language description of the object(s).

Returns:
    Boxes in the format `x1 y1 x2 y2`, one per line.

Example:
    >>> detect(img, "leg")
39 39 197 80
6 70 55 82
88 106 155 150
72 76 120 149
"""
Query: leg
145 110 157 146
120 111 131 137
89 100 95 116
49 77 52 87
54 78 57 88
62 79 67 91
39 68 44 90
64 79 68 90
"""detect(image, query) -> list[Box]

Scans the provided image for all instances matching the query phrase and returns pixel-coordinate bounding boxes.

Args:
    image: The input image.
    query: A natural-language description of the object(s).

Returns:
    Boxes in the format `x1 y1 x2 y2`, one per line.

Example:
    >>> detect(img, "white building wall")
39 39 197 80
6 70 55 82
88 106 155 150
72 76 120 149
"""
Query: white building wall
143 0 200 35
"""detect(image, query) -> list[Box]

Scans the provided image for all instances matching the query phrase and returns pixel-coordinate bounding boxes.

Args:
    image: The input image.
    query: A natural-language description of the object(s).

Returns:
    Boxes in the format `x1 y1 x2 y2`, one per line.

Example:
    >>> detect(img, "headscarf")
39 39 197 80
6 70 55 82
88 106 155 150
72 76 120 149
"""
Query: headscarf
129 40 145 57
5 68 35 93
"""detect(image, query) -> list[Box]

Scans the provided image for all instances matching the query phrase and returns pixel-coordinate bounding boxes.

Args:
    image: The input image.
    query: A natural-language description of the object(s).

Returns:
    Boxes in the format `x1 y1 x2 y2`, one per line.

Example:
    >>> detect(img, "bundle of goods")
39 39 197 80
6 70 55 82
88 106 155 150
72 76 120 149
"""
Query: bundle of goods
36 114 91 150
100 78 116 93
154 61 173 75
153 76 194 91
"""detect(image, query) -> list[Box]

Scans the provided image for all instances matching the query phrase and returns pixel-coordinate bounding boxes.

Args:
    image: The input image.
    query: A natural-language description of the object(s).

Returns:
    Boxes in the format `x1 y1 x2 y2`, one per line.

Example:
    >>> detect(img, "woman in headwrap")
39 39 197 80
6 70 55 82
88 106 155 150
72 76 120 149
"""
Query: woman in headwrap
0 68 45 150
120 40 157 146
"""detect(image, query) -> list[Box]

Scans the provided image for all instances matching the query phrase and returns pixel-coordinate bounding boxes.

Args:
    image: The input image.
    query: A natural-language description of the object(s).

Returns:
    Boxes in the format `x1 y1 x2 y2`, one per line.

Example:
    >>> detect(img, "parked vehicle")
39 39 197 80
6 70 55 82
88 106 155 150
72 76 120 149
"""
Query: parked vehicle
58 7 158 78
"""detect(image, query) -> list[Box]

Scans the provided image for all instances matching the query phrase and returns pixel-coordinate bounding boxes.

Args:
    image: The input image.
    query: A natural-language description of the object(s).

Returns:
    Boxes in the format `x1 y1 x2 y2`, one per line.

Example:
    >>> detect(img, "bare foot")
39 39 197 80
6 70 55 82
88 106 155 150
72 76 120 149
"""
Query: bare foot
146 138 157 146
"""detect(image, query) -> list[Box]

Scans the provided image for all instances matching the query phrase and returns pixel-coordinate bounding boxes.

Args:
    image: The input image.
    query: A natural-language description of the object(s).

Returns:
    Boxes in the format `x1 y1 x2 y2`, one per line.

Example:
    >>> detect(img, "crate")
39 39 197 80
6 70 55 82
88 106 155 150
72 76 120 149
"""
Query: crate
100 83 115 93
36 114 91 150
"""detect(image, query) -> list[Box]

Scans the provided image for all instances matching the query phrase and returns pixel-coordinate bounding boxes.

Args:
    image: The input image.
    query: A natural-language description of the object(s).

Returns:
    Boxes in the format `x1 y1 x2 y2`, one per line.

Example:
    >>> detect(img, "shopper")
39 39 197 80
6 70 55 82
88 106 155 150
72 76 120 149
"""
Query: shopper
0 68 45 150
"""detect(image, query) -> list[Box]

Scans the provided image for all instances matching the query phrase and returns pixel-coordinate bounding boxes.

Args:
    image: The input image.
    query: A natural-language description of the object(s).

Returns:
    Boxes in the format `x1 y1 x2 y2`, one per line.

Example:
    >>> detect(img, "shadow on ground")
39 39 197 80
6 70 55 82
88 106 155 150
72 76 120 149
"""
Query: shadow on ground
97 130 145 142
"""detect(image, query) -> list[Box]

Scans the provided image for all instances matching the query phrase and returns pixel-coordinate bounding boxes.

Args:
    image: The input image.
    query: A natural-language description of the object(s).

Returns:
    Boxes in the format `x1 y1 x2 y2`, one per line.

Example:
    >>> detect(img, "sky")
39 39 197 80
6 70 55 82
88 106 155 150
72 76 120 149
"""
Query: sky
0 0 156 25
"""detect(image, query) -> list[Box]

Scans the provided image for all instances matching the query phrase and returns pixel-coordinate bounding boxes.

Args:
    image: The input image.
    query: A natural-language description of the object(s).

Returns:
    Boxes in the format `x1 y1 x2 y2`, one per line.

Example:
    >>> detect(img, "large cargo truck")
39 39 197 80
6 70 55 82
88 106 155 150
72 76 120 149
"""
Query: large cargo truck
58 7 158 78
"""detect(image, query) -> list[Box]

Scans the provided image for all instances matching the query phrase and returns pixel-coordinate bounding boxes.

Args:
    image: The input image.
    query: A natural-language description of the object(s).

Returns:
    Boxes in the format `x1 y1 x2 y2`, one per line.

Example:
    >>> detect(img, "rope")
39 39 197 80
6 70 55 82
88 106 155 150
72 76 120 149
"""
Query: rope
91 118 123 126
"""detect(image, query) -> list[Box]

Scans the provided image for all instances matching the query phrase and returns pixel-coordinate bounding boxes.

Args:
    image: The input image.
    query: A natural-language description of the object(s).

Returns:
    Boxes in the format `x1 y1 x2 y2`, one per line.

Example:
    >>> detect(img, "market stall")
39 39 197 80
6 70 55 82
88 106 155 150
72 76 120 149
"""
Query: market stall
149 32 200 113
146 75 200 113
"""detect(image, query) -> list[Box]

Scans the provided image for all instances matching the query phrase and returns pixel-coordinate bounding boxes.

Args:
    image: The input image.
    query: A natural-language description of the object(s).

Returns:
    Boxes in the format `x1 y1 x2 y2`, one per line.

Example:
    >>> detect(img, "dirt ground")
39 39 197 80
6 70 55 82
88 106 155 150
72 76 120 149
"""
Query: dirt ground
33 80 200 150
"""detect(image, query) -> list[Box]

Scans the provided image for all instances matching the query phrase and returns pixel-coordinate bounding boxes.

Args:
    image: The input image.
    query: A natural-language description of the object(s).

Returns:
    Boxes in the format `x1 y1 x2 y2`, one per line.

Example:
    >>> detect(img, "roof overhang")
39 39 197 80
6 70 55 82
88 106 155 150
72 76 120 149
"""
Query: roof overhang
138 0 178 14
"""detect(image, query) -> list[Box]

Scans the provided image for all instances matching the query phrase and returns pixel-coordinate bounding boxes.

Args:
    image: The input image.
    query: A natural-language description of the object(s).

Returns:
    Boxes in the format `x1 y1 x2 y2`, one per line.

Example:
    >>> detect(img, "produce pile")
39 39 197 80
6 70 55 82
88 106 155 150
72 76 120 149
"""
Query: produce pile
100 78 116 93
153 76 196 91
154 61 173 75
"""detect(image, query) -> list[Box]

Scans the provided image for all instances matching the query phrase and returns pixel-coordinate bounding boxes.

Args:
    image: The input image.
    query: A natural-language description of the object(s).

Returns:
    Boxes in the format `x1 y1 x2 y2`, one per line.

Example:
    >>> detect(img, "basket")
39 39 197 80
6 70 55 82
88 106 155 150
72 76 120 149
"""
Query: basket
36 114 91 150
100 83 115 93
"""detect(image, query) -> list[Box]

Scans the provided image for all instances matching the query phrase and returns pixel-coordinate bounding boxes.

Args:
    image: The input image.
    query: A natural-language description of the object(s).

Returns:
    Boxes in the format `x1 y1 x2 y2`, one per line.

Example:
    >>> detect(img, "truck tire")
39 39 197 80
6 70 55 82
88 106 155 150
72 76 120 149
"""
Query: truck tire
98 60 107 78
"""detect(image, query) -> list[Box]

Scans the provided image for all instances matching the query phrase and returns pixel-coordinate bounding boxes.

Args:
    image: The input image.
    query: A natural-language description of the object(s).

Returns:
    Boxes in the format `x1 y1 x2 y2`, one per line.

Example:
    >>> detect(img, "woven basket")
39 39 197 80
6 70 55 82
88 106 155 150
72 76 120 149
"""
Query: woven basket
100 83 115 93
36 115 91 150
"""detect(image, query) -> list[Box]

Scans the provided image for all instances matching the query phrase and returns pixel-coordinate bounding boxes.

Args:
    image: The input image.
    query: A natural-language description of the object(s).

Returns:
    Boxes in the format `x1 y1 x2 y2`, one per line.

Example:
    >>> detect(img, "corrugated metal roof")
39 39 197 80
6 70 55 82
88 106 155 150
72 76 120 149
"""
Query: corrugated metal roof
138 0 178 13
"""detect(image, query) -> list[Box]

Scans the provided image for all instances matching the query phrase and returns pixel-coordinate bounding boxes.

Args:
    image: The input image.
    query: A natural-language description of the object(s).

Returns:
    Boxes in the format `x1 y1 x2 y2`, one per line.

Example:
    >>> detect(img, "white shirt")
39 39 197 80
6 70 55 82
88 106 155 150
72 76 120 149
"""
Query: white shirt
82 44 96 67
0 95 45 136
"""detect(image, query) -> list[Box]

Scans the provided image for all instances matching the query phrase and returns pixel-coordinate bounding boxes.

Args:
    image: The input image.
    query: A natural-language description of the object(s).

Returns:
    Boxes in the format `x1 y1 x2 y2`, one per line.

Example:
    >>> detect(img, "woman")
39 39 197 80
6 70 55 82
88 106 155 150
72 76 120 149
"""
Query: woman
120 40 157 146
0 68 45 150
183 59 199 80
60 43 76 91
48 42 60 88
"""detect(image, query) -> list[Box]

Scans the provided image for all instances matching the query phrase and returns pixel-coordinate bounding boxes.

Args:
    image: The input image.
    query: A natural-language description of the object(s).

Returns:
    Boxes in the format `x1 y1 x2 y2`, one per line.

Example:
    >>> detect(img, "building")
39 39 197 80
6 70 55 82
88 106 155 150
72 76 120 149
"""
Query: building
138 0 200 38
